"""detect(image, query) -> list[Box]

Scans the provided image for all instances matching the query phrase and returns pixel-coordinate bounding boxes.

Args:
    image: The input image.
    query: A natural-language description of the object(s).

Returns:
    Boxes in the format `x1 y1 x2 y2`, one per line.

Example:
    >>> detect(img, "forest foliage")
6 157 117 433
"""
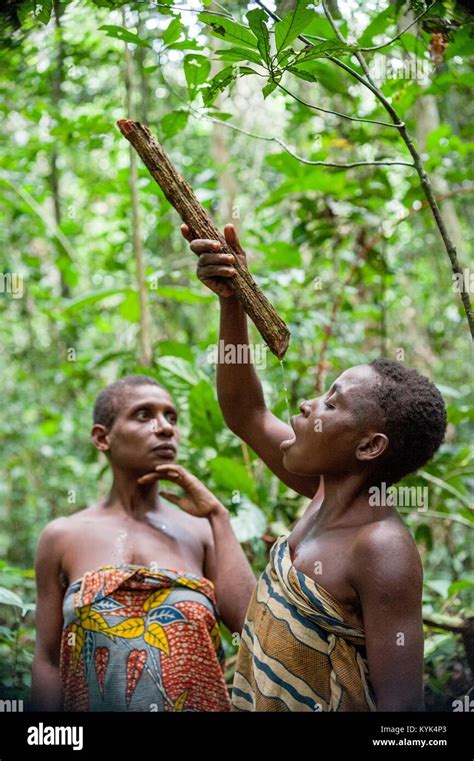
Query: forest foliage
0 0 472 710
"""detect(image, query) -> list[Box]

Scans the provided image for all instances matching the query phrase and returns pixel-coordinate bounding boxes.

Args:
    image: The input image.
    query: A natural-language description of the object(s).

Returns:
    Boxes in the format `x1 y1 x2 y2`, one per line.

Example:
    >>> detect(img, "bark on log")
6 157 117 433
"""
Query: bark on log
117 119 290 359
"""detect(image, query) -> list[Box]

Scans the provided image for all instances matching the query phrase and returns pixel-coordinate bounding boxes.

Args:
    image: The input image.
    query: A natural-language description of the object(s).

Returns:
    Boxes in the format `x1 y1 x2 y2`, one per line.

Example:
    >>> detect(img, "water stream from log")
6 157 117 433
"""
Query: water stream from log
278 358 292 425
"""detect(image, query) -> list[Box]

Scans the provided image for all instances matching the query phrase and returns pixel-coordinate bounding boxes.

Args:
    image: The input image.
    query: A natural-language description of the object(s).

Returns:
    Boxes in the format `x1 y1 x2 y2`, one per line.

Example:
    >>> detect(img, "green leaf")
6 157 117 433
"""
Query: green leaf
17 0 52 25
287 66 318 82
156 356 202 386
215 47 263 66
154 285 213 304
208 457 257 501
262 79 278 98
162 17 182 46
0 587 23 610
198 11 258 49
246 9 271 65
161 110 189 139
255 242 302 269
63 288 133 314
189 380 222 445
99 25 150 48
202 66 237 107
358 6 394 48
296 40 353 62
230 497 267 542
274 1 315 55
184 54 211 99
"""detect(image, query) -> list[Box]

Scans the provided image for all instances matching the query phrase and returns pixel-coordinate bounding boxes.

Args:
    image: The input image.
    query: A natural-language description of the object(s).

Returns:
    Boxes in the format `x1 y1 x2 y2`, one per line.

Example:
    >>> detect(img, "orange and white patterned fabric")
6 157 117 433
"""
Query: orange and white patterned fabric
60 565 231 712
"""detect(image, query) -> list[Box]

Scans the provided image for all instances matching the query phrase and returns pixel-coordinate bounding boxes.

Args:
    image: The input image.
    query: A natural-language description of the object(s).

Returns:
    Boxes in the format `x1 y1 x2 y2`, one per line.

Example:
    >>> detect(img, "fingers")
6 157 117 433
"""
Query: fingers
224 223 247 259
160 490 184 508
189 239 222 255
137 472 160 485
198 265 236 279
198 253 234 267
180 224 193 243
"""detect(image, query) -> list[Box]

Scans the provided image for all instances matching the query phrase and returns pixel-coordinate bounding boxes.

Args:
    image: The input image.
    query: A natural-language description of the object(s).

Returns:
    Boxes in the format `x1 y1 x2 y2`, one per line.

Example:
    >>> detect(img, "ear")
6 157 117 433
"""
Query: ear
356 432 388 463
91 424 110 453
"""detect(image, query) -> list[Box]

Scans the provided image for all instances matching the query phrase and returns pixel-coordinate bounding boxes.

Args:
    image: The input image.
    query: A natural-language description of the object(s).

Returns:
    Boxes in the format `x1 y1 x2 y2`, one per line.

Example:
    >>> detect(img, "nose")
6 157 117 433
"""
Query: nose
299 400 312 416
153 414 174 437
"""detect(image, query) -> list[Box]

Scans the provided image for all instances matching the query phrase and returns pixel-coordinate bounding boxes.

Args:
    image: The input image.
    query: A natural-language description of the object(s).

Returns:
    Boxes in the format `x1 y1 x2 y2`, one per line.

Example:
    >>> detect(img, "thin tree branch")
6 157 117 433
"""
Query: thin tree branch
358 2 439 52
255 0 473 337
276 81 402 128
158 57 413 168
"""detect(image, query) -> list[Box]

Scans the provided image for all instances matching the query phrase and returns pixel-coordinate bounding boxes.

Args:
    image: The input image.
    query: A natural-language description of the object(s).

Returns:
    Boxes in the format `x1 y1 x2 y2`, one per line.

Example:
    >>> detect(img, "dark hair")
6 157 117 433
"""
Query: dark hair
93 375 165 428
368 359 447 485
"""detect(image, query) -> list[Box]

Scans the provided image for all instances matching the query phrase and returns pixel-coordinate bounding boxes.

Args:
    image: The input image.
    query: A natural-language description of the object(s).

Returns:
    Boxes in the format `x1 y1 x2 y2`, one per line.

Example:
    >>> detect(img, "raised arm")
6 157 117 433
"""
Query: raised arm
352 526 425 712
181 223 320 499
31 519 67 711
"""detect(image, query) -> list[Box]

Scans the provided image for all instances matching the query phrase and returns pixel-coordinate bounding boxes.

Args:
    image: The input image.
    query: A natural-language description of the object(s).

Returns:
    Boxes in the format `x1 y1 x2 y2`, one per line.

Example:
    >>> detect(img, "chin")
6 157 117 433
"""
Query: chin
283 448 321 477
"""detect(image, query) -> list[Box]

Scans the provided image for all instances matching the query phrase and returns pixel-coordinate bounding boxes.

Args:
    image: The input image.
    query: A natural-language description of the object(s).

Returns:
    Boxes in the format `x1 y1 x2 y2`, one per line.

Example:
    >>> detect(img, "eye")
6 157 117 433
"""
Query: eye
324 401 335 410
136 408 152 420
166 412 178 424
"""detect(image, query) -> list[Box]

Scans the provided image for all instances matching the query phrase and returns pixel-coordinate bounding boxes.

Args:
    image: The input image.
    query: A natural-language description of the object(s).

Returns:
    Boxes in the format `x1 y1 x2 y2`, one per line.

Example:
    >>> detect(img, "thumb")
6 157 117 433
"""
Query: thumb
223 223 246 259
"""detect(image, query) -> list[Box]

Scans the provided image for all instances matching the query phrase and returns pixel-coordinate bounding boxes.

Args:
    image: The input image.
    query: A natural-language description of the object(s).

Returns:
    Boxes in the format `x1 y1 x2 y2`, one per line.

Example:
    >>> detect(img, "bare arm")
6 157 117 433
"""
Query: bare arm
204 504 256 635
353 527 425 711
31 520 67 711
181 223 320 499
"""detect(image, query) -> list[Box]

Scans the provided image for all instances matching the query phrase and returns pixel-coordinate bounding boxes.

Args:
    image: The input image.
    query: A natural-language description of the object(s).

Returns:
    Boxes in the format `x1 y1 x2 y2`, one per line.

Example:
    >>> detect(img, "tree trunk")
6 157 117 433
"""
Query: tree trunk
122 9 152 367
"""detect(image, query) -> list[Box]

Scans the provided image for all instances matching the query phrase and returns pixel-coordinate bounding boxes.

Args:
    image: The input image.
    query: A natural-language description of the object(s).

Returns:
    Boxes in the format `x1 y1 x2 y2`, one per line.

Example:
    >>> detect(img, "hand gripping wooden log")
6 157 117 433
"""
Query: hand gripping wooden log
117 119 290 359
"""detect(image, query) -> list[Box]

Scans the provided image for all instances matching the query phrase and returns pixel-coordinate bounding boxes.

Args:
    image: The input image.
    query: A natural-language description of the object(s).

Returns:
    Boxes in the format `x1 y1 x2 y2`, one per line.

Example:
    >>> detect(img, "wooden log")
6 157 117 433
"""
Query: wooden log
117 119 290 359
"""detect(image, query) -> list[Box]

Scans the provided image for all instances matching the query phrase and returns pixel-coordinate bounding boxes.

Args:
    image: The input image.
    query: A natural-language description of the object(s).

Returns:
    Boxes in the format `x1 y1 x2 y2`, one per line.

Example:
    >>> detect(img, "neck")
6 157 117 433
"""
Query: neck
311 472 377 529
104 468 162 519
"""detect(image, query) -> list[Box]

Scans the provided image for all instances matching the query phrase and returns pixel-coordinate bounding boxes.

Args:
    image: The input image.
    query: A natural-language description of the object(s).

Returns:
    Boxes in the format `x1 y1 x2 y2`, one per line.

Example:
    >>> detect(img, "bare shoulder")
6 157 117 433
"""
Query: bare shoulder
352 517 423 592
36 506 101 556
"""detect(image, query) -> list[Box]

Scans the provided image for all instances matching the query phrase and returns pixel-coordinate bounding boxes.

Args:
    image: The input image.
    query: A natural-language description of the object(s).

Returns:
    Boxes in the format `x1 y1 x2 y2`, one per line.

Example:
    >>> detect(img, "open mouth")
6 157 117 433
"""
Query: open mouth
280 416 297 451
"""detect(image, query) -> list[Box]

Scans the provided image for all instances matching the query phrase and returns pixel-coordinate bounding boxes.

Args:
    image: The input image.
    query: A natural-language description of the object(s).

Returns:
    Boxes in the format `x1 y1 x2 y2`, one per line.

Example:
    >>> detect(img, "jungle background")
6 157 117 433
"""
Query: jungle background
0 0 472 711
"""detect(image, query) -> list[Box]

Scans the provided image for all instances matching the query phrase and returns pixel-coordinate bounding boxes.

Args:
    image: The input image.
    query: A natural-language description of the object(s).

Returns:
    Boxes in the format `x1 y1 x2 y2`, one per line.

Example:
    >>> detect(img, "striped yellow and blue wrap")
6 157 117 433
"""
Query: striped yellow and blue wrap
232 536 376 712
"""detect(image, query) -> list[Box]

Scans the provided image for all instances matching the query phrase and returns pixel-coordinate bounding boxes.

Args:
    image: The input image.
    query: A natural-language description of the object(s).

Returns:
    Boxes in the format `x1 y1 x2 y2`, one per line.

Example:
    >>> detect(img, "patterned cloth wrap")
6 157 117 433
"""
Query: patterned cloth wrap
232 536 376 712
60 565 231 712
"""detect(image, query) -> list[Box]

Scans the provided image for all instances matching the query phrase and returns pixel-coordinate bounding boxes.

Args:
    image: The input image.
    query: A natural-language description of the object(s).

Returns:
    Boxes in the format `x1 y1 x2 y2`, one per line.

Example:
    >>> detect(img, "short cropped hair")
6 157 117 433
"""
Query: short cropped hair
368 359 447 485
93 375 165 428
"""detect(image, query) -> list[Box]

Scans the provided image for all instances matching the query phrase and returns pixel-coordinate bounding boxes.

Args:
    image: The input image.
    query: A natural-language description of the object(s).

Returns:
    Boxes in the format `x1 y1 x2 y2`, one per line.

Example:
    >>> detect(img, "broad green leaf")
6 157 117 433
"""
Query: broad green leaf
161 110 189 139
262 79 278 98
99 25 150 48
189 380 222 445
246 9 271 65
358 6 394 48
287 66 318 82
157 356 202 386
63 288 133 314
162 17 182 46
198 11 258 49
184 54 211 98
215 47 263 66
0 587 23 610
202 66 237 107
274 1 315 55
209 456 257 501
296 40 352 62
155 286 213 304
230 497 267 542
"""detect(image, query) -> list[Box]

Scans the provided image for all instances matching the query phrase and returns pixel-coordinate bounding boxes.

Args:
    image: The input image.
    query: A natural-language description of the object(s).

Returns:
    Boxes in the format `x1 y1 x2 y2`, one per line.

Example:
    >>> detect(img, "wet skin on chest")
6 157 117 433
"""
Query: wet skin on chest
60 501 206 586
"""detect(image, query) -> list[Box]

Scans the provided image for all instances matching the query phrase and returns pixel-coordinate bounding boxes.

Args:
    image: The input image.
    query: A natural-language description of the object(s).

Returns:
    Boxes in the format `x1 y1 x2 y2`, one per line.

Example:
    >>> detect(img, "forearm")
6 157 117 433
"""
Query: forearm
208 504 256 635
32 656 63 711
216 296 266 428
